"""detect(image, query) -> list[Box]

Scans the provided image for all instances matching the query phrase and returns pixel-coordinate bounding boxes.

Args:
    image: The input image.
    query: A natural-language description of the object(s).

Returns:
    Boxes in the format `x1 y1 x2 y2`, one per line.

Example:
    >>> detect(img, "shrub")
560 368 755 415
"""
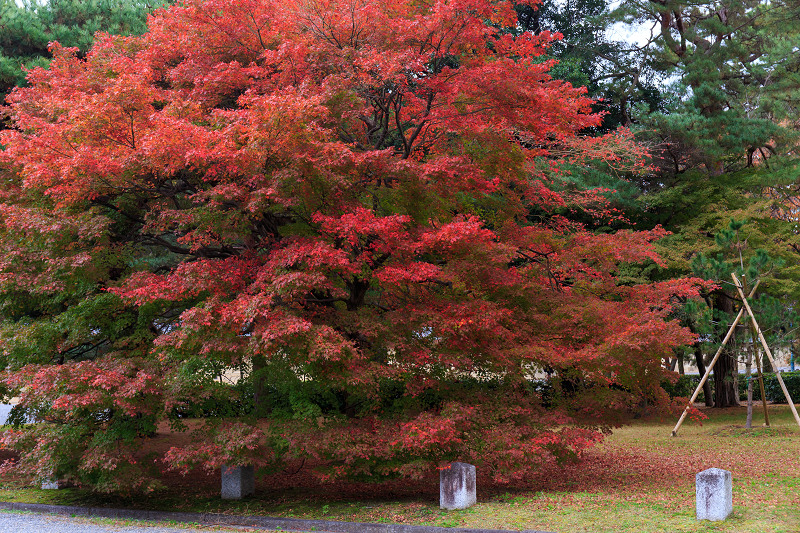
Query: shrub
760 371 800 403
662 374 710 403
664 371 800 405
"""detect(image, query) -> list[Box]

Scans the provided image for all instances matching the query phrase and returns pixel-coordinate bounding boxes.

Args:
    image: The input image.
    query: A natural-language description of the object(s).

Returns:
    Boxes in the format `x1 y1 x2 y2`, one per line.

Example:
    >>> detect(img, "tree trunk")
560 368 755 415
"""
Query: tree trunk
694 344 714 407
711 294 740 408
252 354 270 417
761 350 774 373
713 349 740 408
745 342 753 428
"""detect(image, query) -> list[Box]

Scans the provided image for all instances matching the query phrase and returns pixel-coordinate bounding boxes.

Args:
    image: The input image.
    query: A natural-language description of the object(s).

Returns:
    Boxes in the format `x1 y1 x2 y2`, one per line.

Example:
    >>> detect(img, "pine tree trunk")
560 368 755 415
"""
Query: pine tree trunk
745 343 753 428
694 344 714 407
714 350 740 408
711 294 740 408
761 351 774 373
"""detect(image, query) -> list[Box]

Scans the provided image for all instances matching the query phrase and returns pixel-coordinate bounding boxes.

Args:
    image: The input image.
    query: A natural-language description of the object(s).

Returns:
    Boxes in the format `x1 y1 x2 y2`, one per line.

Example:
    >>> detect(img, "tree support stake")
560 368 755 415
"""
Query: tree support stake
732 273 800 430
671 280 759 437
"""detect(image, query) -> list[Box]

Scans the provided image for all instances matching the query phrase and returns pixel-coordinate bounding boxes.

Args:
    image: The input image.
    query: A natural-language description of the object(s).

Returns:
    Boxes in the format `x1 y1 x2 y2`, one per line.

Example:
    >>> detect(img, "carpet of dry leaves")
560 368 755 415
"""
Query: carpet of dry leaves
2 405 800 532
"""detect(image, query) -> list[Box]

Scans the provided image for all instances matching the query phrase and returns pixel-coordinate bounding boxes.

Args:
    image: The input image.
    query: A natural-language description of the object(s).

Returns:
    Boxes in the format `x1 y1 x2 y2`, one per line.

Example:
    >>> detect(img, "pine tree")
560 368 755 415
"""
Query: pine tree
0 0 168 103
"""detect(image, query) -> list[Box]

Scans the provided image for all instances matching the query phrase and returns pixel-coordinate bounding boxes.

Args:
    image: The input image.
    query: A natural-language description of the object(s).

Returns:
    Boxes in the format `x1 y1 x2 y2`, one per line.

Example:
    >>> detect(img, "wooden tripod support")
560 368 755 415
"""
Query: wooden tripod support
732 274 800 429
670 280 758 437
671 274 800 436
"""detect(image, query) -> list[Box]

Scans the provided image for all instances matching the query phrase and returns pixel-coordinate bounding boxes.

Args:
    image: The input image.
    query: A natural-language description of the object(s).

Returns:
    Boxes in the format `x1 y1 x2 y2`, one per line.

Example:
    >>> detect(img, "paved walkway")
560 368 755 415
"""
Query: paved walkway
0 503 552 533
0 511 267 532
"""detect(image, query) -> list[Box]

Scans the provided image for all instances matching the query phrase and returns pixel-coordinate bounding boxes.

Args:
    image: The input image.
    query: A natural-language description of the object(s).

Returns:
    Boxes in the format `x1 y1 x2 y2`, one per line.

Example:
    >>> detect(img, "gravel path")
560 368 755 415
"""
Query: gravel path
0 511 279 532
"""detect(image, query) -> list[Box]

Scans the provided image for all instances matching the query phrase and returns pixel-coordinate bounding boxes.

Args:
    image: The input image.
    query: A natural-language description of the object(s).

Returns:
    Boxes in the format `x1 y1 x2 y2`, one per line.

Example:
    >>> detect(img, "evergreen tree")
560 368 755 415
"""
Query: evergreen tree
516 0 669 132
612 0 800 177
596 1 800 408
0 0 168 102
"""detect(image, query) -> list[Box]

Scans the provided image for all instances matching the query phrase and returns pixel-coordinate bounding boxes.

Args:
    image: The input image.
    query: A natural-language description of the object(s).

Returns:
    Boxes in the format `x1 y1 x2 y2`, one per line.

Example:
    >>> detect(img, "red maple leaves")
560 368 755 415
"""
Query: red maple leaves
0 0 705 489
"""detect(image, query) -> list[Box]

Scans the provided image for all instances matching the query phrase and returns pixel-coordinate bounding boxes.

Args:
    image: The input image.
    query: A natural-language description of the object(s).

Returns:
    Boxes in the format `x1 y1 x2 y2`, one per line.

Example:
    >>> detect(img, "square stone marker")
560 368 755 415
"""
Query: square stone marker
440 461 476 510
696 467 732 521
221 465 254 499
41 479 60 490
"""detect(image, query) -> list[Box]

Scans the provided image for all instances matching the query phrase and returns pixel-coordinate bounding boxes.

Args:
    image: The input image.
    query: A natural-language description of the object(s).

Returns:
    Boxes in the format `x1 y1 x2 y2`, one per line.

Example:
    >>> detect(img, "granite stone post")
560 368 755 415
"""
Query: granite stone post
41 479 60 490
221 465 254 500
696 467 732 521
439 462 476 510
41 471 62 490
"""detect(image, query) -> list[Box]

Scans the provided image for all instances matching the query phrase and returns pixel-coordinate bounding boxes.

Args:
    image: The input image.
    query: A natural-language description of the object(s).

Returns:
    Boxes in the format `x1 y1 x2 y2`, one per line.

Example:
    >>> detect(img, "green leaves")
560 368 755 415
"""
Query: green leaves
691 218 782 289
0 0 167 100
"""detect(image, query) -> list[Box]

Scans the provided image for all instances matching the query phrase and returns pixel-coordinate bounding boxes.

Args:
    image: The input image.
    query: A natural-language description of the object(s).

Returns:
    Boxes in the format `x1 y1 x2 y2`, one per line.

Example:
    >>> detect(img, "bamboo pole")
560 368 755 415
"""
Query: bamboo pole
671 280 761 437
732 273 800 429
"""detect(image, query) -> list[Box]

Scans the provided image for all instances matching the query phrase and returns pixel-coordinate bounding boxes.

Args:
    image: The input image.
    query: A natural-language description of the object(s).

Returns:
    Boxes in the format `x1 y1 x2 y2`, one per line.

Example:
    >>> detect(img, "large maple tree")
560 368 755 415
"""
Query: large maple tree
0 0 701 490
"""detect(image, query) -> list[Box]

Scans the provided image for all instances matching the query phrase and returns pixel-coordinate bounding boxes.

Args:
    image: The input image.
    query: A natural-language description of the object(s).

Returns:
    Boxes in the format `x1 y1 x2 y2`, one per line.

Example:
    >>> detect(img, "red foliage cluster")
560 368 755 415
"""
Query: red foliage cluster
0 0 705 490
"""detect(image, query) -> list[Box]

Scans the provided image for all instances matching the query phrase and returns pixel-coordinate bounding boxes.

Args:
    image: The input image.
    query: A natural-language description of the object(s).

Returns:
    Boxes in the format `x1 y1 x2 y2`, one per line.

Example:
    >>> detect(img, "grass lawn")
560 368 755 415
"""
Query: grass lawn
2 405 800 532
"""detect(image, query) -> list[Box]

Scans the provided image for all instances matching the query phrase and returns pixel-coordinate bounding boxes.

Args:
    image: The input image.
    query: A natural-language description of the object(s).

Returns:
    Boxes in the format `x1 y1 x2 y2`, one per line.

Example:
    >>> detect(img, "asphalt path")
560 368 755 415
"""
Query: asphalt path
0 511 284 532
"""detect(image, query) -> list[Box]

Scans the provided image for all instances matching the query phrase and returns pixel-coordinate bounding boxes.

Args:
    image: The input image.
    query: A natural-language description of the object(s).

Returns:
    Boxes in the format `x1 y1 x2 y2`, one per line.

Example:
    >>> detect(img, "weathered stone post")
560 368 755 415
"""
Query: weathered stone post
41 479 61 490
221 465 254 499
696 467 732 521
439 462 476 510
40 471 62 490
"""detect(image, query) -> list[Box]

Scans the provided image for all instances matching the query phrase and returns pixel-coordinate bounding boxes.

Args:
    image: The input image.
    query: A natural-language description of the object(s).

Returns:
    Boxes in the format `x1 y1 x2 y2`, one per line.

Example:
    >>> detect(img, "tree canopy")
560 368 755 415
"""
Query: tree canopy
0 0 710 490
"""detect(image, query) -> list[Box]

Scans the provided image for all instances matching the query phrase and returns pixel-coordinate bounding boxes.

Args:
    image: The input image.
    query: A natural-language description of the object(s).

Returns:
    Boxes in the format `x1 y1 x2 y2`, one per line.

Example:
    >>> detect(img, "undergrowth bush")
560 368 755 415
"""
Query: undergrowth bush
662 371 800 404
